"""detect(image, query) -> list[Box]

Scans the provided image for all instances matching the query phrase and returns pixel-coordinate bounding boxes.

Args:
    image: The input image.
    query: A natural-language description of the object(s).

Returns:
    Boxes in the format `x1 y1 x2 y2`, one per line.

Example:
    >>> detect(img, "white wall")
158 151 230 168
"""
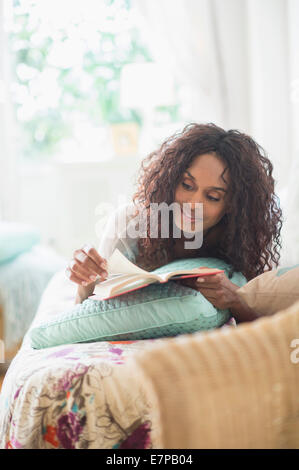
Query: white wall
287 0 299 160
213 0 251 133
277 0 299 267
246 0 291 193
18 157 140 259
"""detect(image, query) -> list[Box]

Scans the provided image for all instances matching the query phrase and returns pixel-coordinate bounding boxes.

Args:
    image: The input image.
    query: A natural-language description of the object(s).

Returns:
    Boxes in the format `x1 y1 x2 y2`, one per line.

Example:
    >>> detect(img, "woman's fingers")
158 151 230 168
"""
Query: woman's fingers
65 266 92 286
73 252 101 279
82 244 108 270
67 245 108 286
196 274 222 287
73 247 108 278
70 259 103 284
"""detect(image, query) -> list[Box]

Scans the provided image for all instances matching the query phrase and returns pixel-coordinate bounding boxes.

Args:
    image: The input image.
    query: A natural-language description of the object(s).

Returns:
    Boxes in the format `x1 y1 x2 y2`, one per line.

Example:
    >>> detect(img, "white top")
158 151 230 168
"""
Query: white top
97 202 141 263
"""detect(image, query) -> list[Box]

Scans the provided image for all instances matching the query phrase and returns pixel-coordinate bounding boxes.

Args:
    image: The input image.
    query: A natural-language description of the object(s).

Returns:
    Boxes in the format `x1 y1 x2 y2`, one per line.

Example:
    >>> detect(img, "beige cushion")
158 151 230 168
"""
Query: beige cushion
132 300 299 449
236 265 299 316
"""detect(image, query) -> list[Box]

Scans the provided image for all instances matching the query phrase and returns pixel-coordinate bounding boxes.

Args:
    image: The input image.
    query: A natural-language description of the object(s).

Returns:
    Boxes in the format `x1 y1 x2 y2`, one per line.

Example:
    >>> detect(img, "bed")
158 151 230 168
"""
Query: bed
0 268 236 449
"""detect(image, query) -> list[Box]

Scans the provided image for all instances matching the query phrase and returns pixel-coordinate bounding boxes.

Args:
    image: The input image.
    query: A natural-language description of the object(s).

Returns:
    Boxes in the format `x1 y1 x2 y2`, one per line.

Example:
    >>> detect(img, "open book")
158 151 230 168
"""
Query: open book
88 248 224 301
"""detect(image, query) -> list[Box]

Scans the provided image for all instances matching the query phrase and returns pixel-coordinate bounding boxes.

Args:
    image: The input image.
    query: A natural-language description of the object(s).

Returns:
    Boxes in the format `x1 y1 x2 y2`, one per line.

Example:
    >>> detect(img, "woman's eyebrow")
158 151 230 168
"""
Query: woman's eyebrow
185 170 227 192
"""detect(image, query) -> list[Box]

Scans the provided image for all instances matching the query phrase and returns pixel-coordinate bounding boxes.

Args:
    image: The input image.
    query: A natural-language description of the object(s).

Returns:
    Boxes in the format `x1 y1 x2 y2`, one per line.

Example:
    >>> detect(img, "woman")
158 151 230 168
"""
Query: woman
66 123 283 323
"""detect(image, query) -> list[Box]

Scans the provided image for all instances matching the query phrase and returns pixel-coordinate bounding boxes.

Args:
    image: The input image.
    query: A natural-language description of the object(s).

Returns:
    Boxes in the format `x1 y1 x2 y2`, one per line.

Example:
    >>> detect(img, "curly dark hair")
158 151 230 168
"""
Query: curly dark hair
131 123 283 281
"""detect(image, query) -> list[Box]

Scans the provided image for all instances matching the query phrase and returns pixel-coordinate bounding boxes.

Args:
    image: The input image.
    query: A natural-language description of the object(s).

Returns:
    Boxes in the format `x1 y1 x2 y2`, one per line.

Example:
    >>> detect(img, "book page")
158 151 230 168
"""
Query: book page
92 274 152 299
154 267 223 282
94 273 137 291
102 248 225 284
112 278 155 296
164 267 224 281
107 248 150 276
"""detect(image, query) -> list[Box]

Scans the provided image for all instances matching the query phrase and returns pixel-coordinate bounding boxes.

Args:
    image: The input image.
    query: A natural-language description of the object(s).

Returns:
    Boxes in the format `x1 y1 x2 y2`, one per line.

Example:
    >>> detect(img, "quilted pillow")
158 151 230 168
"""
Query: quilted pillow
30 257 247 349
237 264 299 317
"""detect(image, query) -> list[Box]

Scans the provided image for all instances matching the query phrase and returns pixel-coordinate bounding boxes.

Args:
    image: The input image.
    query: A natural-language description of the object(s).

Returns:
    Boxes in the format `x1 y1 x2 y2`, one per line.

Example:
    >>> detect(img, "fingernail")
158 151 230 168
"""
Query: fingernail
197 278 204 283
89 275 97 281
82 281 89 286
83 244 93 254
101 271 108 279
101 261 108 269
76 252 86 262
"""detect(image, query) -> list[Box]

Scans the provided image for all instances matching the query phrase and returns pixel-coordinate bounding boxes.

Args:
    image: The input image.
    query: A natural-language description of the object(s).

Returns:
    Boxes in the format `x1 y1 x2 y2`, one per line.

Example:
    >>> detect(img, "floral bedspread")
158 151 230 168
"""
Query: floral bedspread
0 338 162 449
0 270 236 449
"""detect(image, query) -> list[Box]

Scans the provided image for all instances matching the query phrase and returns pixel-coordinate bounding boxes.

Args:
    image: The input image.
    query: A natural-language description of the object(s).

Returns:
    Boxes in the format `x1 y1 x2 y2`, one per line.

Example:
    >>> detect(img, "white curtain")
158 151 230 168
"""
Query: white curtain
134 0 226 125
134 0 251 131
278 0 299 266
247 0 299 266
0 0 19 221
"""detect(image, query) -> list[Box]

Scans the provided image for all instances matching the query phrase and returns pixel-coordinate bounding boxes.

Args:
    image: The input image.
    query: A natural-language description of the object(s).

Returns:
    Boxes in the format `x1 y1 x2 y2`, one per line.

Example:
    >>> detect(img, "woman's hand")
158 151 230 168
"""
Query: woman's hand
178 273 259 323
66 244 108 303
178 272 240 310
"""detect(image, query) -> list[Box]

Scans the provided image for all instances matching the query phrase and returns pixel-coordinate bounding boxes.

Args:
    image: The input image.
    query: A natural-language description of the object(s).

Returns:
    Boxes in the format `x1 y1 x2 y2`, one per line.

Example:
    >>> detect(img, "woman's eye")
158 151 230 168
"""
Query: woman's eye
182 182 193 191
181 182 220 201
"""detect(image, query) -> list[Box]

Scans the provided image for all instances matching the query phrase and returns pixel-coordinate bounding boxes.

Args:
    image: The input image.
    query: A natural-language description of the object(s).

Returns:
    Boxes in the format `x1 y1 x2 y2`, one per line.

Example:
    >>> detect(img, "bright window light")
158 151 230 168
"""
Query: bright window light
7 0 182 162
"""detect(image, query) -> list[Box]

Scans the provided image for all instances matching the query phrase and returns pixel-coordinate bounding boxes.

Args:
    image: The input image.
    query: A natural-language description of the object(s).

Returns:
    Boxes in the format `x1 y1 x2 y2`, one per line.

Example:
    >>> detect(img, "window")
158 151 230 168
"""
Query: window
7 0 182 162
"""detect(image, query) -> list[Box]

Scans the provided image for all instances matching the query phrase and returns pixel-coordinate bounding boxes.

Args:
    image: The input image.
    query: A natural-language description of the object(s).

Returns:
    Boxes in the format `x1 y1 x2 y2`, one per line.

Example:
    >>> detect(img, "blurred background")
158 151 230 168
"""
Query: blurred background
1 0 299 260
0 0 299 360
1 0 299 263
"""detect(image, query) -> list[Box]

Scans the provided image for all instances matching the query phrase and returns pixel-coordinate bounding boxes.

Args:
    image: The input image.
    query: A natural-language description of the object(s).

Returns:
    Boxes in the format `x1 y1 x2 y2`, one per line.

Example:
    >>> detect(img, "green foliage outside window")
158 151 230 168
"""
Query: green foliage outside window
9 0 180 160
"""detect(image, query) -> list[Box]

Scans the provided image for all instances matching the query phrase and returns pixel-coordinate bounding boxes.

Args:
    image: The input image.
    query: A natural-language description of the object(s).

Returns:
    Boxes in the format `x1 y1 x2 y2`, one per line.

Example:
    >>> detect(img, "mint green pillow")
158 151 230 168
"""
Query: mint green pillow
0 222 40 264
30 257 247 349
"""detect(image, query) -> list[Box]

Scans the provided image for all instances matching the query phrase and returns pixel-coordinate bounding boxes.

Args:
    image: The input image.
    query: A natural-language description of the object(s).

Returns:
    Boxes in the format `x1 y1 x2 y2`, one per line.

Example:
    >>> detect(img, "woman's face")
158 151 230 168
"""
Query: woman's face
174 152 229 235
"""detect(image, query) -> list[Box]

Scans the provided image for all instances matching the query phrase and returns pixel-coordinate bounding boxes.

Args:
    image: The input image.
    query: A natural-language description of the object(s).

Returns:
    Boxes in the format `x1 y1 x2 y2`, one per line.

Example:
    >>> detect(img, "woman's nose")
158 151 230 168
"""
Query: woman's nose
186 196 204 207
184 201 203 216
187 191 204 205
